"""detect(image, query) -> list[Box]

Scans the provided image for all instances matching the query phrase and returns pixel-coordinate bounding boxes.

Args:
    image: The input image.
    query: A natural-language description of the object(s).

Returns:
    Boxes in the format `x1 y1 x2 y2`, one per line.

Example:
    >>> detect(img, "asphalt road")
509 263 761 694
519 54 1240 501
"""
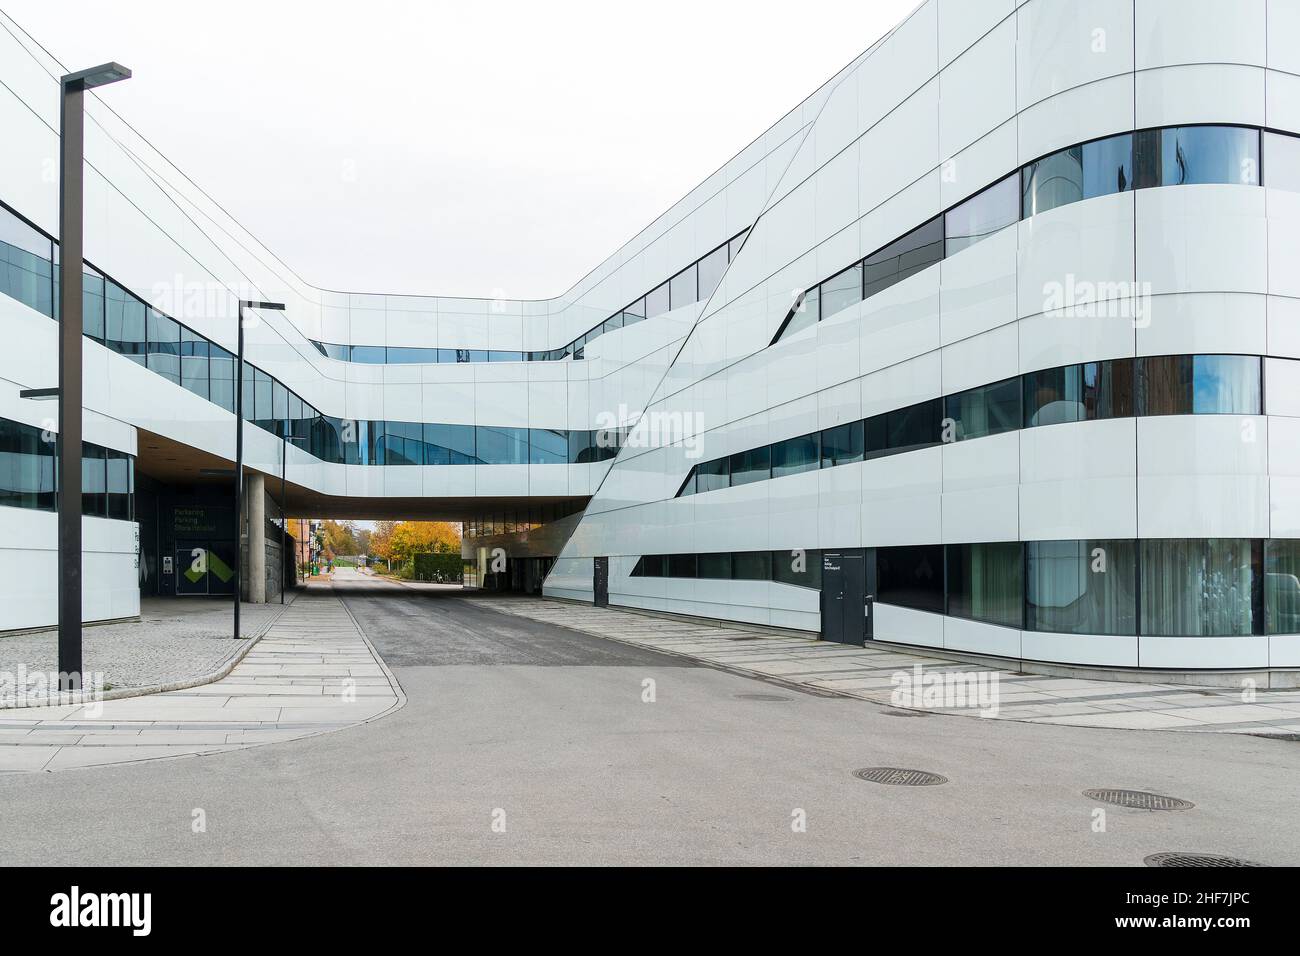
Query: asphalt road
0 571 1296 865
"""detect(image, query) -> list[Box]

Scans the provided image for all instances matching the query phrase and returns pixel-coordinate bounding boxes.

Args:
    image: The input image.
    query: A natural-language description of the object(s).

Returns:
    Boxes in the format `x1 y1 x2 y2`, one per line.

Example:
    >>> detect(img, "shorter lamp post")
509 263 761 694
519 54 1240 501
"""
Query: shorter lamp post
232 300 285 639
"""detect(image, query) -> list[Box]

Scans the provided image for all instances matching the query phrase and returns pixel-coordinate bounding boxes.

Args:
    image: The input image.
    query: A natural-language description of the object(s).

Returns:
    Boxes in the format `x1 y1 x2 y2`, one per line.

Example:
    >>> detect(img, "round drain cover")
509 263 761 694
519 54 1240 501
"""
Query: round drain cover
1145 852 1265 868
1084 788 1194 811
854 767 947 786
733 693 793 702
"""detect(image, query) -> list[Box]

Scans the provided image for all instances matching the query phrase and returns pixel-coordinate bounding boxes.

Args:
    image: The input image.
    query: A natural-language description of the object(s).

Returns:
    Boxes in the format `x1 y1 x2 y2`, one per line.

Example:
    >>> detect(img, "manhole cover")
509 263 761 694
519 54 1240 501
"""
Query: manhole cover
1145 852 1265 868
880 708 930 717
733 693 793 702
854 767 947 786
1084 789 1194 811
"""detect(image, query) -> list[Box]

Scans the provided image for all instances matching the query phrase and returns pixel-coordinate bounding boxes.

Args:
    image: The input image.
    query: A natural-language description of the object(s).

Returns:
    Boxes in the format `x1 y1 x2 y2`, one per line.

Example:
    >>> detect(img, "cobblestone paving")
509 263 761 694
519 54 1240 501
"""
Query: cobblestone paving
0 598 287 701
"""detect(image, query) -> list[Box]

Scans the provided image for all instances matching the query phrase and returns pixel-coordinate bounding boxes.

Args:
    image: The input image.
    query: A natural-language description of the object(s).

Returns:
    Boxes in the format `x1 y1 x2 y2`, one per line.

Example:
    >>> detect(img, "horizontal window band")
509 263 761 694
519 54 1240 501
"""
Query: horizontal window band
629 538 1300 638
677 353 1273 498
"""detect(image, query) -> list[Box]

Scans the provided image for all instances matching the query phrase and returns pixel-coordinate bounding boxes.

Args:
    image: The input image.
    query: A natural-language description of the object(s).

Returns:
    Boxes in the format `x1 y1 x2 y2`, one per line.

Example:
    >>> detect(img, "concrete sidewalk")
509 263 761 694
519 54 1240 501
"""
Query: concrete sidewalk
0 592 403 772
470 598 1300 737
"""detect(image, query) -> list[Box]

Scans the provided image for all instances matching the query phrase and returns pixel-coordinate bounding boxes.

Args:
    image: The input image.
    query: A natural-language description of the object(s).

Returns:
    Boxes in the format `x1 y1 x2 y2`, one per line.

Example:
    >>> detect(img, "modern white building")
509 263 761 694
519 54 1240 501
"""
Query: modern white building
3 0 1300 676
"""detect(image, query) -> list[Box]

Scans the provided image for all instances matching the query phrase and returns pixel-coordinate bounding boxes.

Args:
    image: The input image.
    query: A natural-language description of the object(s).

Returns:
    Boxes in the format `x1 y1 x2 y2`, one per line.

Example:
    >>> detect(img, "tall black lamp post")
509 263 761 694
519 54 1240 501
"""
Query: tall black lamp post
52 63 130 691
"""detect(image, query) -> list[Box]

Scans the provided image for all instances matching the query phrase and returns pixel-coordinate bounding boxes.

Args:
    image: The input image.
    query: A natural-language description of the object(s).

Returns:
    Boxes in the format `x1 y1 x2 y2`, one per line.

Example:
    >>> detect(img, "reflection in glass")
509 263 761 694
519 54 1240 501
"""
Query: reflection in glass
1266 539 1300 635
1140 538 1258 636
946 542 1023 628
1027 539 1137 635
945 175 1019 255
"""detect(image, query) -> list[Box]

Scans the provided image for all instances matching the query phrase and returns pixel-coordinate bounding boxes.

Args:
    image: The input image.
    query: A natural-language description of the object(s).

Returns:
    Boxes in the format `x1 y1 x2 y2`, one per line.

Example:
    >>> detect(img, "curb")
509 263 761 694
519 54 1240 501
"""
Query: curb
0 590 301 711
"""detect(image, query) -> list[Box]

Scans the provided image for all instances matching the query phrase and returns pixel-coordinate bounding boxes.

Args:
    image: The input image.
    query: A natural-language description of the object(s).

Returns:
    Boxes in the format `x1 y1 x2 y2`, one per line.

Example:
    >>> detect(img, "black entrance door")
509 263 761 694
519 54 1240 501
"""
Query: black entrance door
820 549 866 645
593 556 609 607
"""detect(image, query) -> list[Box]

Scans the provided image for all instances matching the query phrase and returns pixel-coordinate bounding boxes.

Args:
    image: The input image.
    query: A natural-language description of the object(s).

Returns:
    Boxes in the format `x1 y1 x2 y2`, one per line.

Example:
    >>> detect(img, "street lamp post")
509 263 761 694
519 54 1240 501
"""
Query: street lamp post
55 62 130 691
233 299 285 639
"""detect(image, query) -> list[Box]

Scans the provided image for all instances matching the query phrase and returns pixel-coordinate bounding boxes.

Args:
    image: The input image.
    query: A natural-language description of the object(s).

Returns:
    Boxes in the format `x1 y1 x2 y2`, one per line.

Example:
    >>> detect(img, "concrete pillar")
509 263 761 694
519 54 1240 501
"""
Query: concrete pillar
248 473 266 603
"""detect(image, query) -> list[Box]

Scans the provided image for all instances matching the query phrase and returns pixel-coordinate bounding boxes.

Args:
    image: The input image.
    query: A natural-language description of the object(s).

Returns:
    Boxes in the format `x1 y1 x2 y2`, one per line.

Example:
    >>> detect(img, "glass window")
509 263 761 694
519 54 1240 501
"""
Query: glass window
1265 539 1300 635
272 380 289 436
771 548 822 589
729 446 770 486
529 428 568 465
1082 358 1134 420
696 457 730 493
105 281 147 366
1027 539 1137 635
944 377 1021 442
877 545 945 614
0 207 53 317
1265 132 1300 192
820 420 864 468
885 399 941 454
603 313 623 336
728 230 748 261
732 551 772 581
386 347 438 364
0 417 55 511
862 217 944 299
382 421 421 466
490 350 525 362
81 266 105 341
697 552 732 579
1159 125 1260 187
623 297 646 327
1022 134 1133 217
253 368 273 429
820 263 863 320
106 449 133 521
145 309 181 384
1140 538 1259 636
1023 364 1083 428
209 343 235 413
676 466 697 497
475 426 528 465
1138 355 1261 416
946 542 1024 628
637 554 666 578
81 441 106 518
771 433 820 478
179 328 209 400
670 265 697 310
646 281 670 318
697 244 728 298
945 174 1019 255
567 429 595 465
425 423 476 465
668 553 698 578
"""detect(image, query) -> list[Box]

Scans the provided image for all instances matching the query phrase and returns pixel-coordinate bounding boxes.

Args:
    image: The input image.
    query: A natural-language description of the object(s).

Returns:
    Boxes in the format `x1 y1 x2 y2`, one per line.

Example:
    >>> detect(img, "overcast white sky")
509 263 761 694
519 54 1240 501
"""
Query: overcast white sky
3 0 917 298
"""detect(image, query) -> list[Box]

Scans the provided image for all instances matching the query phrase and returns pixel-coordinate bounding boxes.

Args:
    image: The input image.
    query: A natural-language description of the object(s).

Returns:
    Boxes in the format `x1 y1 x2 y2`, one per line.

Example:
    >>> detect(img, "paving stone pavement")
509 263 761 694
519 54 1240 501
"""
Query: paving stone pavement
0 592 403 772
0 598 288 703
469 598 1300 737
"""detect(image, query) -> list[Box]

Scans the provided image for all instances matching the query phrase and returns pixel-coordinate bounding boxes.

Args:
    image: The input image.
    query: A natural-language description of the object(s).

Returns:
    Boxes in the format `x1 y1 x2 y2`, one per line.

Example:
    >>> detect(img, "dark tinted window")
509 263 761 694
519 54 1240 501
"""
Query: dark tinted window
1082 358 1134 419
0 418 55 510
0 207 53 317
771 433 819 478
1160 125 1260 187
696 457 730 493
1266 538 1300 635
944 377 1020 441
820 420 864 468
729 446 770 486
886 399 941 454
877 545 945 614
529 428 568 465
1140 538 1259 636
771 548 821 589
81 441 106 518
946 542 1024 628
425 423 477 464
697 552 732 579
1023 364 1083 427
668 553 698 578
732 551 772 581
862 217 943 299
